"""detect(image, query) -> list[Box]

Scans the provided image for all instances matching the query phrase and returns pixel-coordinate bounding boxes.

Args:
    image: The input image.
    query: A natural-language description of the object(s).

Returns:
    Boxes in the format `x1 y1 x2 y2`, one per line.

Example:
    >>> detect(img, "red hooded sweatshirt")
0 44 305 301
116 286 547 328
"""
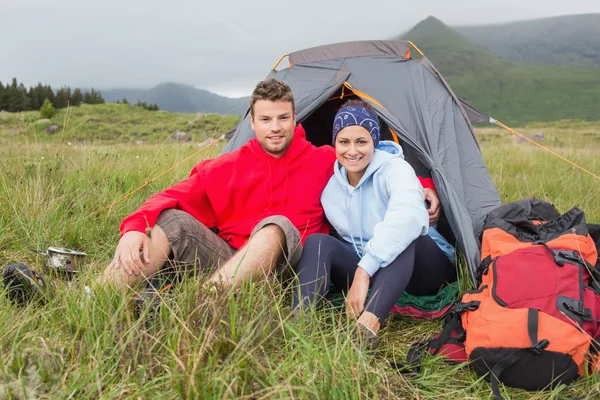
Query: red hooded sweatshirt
120 125 336 249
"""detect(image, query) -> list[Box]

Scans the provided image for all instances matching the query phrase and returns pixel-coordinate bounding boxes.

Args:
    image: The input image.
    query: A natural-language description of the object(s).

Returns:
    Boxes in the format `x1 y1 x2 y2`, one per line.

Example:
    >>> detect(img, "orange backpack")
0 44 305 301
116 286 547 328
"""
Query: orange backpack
402 199 600 399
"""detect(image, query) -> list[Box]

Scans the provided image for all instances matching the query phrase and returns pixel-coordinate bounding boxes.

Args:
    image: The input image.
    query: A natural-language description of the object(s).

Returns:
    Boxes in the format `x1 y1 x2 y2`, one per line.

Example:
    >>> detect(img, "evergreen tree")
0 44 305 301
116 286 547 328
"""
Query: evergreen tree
0 81 6 111
28 84 43 110
83 88 104 105
134 100 159 111
83 91 92 104
89 88 98 104
86 88 105 104
70 88 83 106
6 78 27 112
0 78 91 111
32 83 54 109
39 99 55 119
55 86 71 109
18 83 31 110
42 84 54 105
122 98 129 105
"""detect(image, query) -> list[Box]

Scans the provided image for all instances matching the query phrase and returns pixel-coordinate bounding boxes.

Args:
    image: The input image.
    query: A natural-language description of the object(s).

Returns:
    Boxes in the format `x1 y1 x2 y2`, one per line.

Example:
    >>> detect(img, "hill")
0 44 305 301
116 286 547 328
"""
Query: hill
455 14 600 69
102 83 250 115
0 103 240 143
400 16 600 125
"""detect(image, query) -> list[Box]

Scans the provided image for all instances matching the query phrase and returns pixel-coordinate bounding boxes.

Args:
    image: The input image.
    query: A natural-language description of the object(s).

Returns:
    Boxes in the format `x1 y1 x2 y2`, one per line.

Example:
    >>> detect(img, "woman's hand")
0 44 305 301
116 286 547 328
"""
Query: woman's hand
345 267 371 319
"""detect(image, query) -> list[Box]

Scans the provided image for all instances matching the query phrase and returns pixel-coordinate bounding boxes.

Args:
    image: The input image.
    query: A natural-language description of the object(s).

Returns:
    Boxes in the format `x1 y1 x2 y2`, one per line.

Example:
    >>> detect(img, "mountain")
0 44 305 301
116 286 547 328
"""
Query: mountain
399 16 600 125
102 83 250 115
455 14 600 70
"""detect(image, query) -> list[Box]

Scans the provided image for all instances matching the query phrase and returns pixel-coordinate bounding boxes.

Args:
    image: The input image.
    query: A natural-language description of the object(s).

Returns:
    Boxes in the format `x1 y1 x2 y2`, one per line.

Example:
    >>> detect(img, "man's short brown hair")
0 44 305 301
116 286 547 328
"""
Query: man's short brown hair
250 79 295 117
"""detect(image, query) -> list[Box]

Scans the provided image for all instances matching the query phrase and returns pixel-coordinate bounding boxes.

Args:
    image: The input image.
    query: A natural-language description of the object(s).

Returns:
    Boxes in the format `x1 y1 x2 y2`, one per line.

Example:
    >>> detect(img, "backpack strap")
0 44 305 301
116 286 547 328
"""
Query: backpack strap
490 308 550 400
392 301 477 374
533 241 566 266
476 256 493 286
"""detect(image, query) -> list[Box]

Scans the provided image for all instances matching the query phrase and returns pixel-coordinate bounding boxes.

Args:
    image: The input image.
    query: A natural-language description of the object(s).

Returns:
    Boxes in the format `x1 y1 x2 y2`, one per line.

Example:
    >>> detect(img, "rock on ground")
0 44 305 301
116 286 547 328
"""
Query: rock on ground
45 125 59 134
515 131 545 144
172 130 191 142
187 113 205 126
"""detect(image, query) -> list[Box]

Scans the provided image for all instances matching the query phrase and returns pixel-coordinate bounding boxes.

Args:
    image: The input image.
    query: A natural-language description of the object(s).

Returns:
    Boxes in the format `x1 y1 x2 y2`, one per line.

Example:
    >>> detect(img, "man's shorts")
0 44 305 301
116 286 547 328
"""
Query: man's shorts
155 209 302 277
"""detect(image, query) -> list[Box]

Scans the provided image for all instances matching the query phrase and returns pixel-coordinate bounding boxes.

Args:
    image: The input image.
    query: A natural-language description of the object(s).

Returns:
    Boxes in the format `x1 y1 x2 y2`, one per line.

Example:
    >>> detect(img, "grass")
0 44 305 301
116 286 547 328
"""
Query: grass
0 105 599 399
0 103 240 144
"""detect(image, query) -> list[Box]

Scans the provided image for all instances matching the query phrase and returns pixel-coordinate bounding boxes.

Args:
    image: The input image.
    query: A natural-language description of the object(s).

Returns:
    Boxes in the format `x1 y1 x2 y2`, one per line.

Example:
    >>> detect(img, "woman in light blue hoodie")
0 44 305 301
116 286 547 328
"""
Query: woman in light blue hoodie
292 99 456 347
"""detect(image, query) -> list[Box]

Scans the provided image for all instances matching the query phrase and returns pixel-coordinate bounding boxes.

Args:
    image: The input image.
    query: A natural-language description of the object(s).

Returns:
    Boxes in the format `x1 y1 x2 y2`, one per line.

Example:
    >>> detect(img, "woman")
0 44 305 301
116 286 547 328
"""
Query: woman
292 99 456 347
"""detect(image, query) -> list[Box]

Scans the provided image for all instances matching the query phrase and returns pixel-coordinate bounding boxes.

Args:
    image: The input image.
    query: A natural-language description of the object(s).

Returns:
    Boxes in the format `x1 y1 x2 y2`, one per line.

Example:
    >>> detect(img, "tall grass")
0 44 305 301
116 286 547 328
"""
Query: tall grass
0 107 599 399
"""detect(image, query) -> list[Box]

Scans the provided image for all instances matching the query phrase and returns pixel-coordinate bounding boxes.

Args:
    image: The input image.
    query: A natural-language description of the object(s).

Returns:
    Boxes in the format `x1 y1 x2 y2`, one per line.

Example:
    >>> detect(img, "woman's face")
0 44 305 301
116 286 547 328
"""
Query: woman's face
335 125 375 179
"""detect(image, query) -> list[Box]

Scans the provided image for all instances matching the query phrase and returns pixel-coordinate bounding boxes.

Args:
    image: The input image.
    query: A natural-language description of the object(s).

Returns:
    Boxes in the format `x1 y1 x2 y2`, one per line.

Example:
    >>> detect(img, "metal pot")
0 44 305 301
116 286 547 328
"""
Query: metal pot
31 247 87 276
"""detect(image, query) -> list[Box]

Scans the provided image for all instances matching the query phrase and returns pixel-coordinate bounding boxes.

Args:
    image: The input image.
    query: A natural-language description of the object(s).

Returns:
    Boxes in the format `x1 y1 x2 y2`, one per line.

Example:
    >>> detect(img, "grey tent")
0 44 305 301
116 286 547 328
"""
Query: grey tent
222 40 501 283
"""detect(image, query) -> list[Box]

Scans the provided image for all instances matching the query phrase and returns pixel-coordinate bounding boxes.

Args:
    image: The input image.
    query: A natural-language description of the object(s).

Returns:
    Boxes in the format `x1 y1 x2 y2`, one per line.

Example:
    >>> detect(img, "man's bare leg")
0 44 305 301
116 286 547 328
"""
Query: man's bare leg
207 224 285 289
97 225 172 290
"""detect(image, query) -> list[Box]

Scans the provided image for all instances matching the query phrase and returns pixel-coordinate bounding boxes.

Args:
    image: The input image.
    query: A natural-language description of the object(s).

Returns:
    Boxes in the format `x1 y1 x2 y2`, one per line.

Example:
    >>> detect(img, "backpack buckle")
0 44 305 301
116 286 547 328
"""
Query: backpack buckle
558 296 593 323
453 301 480 314
530 339 550 355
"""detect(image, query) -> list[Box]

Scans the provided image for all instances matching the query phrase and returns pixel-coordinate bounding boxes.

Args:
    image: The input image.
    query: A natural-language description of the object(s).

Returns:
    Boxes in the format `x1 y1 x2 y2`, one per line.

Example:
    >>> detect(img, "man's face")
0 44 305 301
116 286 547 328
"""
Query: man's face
250 100 296 158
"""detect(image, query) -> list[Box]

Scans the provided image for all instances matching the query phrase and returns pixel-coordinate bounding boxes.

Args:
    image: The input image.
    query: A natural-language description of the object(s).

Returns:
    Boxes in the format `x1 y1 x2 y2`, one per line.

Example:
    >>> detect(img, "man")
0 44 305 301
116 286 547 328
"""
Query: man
99 79 337 291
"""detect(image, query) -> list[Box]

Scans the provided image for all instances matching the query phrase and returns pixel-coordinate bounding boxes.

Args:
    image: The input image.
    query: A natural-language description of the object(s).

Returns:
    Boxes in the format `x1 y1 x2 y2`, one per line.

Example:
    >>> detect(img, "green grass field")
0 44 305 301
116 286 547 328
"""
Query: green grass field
0 105 599 399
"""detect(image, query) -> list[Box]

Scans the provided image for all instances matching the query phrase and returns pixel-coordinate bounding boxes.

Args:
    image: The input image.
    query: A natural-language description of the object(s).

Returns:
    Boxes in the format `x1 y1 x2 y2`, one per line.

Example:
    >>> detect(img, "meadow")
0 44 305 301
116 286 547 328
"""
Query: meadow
0 104 599 399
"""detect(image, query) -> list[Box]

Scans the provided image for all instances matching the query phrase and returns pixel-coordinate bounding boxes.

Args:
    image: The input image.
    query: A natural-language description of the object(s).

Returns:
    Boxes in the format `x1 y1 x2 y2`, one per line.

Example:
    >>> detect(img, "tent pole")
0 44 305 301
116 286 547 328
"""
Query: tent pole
272 54 290 70
407 41 425 57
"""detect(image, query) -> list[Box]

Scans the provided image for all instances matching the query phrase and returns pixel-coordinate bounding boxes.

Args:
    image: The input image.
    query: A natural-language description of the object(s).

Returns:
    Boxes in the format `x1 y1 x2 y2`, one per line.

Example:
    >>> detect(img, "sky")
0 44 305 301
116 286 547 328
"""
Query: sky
2 0 600 98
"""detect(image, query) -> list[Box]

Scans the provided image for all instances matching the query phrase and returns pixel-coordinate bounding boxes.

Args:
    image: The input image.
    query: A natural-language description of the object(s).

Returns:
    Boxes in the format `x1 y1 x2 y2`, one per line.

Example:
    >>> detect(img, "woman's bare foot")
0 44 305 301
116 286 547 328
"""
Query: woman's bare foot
357 310 380 334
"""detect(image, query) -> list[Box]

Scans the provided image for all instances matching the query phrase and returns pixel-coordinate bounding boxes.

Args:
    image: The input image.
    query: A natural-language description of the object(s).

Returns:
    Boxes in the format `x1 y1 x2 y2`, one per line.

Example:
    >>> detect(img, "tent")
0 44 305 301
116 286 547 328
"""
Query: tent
222 40 501 283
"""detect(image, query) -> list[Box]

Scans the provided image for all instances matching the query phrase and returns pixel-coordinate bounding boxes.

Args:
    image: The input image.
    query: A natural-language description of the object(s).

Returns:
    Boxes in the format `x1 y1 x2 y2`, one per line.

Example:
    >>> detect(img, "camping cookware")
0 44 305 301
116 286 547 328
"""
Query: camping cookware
30 246 87 276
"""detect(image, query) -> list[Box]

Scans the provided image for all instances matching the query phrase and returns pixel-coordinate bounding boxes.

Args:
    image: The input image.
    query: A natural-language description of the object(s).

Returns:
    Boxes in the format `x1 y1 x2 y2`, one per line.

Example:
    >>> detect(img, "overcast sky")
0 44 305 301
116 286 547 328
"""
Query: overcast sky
2 0 599 97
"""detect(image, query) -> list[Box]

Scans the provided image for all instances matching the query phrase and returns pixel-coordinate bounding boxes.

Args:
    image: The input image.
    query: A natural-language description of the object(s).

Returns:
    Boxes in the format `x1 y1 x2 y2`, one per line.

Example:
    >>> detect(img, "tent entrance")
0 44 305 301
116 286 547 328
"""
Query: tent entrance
299 85 399 148
299 83 429 178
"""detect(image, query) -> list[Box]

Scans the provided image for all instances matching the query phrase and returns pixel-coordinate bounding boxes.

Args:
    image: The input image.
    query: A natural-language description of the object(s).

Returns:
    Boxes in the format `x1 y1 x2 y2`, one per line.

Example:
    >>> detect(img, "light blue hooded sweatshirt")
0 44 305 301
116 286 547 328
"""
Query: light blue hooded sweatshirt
321 141 455 277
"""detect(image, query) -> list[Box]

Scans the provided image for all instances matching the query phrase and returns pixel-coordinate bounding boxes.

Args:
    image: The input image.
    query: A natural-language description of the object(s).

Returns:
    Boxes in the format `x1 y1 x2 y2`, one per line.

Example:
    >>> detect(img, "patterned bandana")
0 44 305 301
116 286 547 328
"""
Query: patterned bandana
332 106 380 148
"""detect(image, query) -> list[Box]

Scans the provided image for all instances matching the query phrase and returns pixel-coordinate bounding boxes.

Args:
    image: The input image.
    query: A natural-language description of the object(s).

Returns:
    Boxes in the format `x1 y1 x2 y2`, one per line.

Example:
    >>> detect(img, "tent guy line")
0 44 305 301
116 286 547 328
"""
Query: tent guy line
105 135 226 213
493 120 600 181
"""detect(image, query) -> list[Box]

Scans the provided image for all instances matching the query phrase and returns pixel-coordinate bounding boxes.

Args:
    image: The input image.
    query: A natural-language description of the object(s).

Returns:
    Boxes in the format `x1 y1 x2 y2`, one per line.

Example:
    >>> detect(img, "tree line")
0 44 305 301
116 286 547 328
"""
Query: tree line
0 78 105 113
115 98 160 111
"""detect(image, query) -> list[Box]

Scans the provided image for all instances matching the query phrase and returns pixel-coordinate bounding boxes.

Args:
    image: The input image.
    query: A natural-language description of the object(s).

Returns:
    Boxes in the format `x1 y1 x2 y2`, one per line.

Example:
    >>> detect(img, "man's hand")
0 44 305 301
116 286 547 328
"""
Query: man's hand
423 188 441 226
109 231 151 276
345 267 370 319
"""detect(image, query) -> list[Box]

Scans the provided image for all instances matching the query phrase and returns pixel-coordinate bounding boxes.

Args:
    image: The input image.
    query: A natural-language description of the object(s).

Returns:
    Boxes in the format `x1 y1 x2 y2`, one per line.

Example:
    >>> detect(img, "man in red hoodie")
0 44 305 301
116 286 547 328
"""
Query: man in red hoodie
100 79 441 293
100 79 337 290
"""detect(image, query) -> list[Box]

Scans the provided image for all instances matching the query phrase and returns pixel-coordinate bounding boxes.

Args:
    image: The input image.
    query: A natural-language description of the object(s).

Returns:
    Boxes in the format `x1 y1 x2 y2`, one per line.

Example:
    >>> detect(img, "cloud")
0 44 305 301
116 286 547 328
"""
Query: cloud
2 0 599 96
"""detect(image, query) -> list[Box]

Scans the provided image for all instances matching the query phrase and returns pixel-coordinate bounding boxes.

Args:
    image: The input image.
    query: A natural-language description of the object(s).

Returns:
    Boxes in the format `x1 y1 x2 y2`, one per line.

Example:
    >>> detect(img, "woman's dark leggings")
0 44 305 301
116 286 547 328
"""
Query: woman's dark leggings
292 233 456 324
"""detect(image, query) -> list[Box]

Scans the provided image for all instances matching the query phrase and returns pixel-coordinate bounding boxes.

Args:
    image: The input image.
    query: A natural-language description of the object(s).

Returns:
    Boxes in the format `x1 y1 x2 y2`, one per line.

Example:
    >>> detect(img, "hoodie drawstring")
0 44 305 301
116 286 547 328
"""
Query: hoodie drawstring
283 154 289 209
346 186 365 258
359 186 364 254
264 160 274 212
263 154 289 213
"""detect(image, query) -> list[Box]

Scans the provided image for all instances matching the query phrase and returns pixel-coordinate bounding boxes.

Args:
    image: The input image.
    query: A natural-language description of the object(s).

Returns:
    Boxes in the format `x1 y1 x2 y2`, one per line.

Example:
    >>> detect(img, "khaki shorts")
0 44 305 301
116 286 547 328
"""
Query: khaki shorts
155 209 302 277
